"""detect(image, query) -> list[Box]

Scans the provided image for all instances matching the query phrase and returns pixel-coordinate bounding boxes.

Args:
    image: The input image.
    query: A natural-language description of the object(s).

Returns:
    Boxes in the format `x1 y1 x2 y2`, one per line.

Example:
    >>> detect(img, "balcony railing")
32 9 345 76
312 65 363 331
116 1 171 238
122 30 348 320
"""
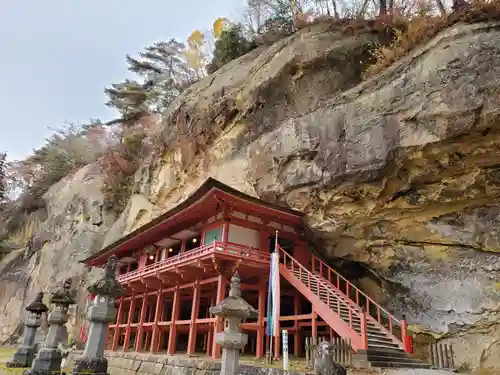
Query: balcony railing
116 241 270 284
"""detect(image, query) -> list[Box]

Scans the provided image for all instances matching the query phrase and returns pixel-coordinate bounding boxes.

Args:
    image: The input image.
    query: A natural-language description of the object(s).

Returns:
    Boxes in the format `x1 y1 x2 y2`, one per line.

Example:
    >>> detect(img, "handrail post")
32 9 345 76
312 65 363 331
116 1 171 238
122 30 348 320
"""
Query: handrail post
360 308 369 350
401 314 410 353
312 255 315 272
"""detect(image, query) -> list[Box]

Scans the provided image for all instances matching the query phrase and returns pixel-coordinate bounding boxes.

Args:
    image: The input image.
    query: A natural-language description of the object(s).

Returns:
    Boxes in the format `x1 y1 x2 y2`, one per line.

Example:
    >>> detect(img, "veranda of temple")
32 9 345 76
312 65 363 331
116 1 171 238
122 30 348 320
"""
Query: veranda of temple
80 178 412 362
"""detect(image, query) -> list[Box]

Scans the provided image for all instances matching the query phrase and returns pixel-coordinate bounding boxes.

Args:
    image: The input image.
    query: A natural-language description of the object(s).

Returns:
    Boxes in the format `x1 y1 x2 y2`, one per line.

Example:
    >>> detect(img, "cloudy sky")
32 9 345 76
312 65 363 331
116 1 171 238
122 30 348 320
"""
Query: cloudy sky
0 0 244 161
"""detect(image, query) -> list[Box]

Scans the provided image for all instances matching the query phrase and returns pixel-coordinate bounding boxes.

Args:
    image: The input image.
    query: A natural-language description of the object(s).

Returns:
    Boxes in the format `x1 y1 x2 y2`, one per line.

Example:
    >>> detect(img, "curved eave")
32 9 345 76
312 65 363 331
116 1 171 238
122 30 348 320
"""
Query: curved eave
80 178 305 266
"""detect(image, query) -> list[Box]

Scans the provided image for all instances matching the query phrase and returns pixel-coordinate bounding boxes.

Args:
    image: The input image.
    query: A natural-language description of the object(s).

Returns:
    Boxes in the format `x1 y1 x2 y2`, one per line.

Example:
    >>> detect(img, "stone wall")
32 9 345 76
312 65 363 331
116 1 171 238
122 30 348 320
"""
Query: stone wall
64 351 458 375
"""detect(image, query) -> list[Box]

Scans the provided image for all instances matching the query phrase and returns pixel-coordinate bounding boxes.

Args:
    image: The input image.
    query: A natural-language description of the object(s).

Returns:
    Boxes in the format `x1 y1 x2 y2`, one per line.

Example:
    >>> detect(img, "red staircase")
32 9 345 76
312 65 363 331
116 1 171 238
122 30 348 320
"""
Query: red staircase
279 247 430 368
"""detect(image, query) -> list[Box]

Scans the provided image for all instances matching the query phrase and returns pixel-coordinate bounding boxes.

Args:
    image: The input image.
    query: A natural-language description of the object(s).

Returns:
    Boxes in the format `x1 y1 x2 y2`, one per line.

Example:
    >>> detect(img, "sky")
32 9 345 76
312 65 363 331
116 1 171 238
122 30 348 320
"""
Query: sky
0 0 244 161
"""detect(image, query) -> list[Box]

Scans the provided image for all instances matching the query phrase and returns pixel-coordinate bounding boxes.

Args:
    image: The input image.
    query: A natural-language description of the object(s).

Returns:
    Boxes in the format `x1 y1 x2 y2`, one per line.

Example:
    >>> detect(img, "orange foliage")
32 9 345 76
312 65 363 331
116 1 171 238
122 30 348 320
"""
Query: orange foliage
365 0 500 77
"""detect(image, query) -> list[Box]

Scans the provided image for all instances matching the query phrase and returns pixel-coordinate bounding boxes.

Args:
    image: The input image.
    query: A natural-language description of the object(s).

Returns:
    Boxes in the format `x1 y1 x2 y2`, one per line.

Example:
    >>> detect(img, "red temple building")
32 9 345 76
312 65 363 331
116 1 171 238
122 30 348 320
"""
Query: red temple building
79 178 418 366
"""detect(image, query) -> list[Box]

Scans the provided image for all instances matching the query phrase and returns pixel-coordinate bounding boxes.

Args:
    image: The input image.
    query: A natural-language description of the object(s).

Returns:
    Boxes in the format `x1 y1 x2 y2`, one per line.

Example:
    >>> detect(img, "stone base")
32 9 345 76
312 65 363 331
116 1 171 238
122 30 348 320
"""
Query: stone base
69 356 109 375
25 348 63 375
6 346 36 368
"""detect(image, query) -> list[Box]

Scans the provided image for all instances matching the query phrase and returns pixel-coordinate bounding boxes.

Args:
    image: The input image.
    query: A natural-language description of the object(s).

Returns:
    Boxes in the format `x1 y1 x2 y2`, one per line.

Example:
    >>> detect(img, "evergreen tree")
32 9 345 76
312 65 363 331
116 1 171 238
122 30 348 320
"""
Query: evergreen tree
207 24 254 73
105 39 197 123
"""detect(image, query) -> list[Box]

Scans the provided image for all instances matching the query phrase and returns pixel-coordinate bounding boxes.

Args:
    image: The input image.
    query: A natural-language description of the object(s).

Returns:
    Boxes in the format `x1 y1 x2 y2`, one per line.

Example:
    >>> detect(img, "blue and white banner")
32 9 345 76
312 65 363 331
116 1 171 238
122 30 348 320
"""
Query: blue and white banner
266 233 280 338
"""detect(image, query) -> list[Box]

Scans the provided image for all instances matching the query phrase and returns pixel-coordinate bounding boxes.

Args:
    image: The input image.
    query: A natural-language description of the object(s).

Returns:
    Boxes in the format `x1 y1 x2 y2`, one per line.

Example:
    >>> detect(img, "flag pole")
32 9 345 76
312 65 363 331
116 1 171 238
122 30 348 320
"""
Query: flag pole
273 230 280 360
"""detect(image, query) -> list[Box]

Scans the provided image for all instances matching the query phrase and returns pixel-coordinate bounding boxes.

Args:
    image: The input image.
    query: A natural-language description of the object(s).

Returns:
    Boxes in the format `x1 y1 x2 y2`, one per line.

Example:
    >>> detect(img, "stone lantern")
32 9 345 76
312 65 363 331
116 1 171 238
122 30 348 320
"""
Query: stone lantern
27 278 76 375
210 272 258 375
6 291 48 369
69 255 125 375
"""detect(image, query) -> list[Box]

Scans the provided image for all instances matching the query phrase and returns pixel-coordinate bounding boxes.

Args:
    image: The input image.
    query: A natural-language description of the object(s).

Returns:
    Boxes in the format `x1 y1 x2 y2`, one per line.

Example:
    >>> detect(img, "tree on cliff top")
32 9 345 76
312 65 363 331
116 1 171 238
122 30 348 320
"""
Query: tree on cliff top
105 39 198 125
207 24 254 73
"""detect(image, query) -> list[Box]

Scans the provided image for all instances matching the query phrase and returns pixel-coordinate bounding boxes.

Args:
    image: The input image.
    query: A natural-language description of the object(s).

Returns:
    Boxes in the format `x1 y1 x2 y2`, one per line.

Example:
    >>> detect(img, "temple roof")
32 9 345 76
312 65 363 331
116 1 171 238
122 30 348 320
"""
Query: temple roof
81 178 305 266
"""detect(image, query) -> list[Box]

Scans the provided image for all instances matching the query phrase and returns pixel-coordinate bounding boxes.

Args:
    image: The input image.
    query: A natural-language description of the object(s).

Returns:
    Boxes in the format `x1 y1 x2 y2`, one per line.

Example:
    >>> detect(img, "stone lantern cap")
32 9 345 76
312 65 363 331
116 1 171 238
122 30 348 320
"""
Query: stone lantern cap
50 278 76 306
210 273 258 320
25 291 48 314
87 255 125 297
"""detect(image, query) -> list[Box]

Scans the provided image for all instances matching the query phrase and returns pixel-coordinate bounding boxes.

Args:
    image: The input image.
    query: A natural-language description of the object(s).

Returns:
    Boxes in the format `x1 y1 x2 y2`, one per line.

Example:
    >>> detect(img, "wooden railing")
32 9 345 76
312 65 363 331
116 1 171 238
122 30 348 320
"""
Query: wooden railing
279 246 367 349
117 241 270 283
311 255 411 352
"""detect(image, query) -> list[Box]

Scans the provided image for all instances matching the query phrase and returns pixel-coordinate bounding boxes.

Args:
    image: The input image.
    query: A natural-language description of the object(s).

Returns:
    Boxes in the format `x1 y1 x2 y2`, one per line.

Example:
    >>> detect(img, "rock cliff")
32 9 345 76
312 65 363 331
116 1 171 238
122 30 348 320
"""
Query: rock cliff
1 20 499 372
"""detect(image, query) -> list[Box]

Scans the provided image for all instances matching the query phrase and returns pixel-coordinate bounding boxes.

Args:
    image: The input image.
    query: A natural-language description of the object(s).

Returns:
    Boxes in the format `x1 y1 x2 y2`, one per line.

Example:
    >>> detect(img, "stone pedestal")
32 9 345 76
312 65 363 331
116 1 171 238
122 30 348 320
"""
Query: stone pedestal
6 292 48 369
70 255 124 375
27 279 76 375
210 273 258 375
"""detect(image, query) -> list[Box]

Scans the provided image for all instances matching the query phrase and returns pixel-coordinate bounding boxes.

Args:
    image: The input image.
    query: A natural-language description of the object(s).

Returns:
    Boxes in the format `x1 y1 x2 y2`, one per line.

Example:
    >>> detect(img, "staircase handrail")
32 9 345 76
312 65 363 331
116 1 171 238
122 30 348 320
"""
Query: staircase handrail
278 246 361 324
312 255 402 328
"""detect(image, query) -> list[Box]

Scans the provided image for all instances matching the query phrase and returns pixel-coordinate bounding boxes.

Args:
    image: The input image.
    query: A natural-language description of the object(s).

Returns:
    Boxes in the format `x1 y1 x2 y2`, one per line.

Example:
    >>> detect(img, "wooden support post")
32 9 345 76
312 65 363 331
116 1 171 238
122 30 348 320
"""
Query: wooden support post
312 308 317 341
123 294 136 352
187 279 201 355
155 296 165 352
111 297 124 351
135 293 148 351
360 308 369 350
293 293 300 357
211 275 226 359
206 326 212 356
150 289 163 353
167 286 181 354
256 280 266 358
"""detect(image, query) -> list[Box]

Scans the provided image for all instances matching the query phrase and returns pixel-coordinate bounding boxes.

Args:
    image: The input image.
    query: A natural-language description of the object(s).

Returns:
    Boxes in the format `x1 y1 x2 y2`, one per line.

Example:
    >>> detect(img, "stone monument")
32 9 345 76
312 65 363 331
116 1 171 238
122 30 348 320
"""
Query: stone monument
69 255 125 375
314 341 347 375
210 272 258 375
26 279 76 375
6 292 48 369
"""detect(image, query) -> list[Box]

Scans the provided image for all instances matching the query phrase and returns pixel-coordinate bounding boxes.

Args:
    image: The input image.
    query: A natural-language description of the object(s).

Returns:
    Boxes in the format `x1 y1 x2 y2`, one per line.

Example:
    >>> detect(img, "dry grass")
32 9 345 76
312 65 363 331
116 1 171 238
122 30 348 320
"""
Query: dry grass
365 0 500 77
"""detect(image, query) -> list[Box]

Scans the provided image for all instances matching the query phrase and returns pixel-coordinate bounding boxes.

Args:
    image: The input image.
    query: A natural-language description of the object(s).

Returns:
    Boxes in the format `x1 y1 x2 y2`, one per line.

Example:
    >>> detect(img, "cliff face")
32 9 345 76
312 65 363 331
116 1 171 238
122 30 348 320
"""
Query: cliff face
1 20 499 372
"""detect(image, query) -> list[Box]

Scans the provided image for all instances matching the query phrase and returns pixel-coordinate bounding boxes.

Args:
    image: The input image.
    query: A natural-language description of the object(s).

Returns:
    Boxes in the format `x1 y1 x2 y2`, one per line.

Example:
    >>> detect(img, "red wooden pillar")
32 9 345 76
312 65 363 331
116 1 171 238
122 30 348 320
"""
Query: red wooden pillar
123 295 136 352
180 240 186 254
150 289 163 353
312 308 317 342
112 297 124 351
206 327 213 356
187 279 201 355
360 309 369 350
222 220 229 244
206 296 214 356
293 293 301 357
211 275 226 359
155 296 166 352
135 293 148 351
167 286 181 354
256 280 265 358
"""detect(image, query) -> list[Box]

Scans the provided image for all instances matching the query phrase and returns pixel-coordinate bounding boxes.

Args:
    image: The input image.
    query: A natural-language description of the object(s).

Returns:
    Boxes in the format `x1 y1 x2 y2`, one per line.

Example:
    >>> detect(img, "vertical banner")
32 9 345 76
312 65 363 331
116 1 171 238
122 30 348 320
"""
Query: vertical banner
270 251 279 337
282 330 289 370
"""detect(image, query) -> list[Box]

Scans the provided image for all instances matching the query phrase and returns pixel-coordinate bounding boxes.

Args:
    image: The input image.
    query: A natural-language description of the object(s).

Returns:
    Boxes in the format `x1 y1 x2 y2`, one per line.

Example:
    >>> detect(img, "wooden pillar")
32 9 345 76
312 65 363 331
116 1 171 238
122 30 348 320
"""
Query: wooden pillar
293 293 301 357
111 297 125 351
256 280 266 358
135 293 148 351
222 220 229 244
211 275 226 359
150 289 163 353
187 279 201 355
123 295 136 352
206 325 213 356
167 286 181 354
155 296 166 352
180 240 186 254
312 308 317 341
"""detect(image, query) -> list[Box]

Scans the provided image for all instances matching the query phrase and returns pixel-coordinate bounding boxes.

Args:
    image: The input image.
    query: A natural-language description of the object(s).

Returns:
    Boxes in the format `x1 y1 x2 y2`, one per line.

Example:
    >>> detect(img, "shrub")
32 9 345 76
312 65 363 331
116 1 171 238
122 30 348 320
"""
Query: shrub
365 0 500 77
101 130 148 214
